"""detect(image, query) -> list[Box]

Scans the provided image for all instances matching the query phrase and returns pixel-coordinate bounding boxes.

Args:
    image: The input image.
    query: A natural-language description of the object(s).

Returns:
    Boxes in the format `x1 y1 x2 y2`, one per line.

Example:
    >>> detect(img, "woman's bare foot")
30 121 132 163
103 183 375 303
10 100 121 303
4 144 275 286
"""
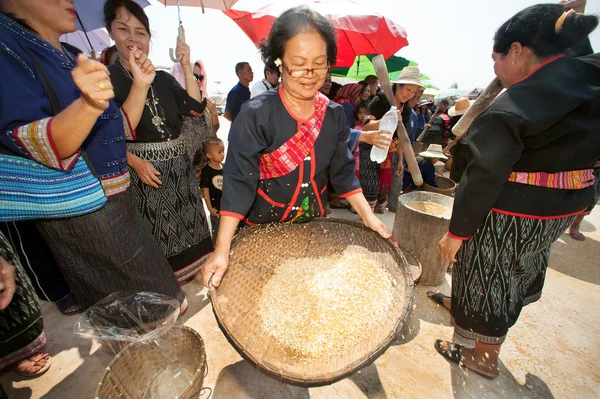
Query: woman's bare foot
12 353 51 377
567 214 586 241
567 227 585 241
457 345 500 379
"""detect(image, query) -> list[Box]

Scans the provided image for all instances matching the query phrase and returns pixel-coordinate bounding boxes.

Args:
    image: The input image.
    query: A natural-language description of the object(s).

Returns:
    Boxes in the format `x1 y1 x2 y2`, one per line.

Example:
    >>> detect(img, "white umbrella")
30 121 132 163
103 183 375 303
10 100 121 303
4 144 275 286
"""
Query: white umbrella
156 0 239 61
60 29 111 55
157 0 238 13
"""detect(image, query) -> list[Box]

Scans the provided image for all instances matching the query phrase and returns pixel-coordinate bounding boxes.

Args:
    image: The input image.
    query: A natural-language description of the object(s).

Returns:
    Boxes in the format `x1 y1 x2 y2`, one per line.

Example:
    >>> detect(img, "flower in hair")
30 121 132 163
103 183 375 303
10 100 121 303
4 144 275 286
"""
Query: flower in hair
274 58 282 67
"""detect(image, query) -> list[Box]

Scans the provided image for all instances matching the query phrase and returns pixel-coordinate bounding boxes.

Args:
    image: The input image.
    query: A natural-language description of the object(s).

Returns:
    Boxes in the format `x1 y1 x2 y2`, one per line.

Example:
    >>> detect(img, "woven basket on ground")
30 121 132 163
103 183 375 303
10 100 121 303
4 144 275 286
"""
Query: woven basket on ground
210 218 415 387
422 175 456 196
95 326 207 399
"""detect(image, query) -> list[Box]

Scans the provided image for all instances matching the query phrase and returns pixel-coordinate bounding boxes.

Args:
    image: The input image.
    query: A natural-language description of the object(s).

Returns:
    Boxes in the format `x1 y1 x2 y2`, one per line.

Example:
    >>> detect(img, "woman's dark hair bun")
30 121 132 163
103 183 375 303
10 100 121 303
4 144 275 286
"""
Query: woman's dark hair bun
494 4 598 57
558 13 599 51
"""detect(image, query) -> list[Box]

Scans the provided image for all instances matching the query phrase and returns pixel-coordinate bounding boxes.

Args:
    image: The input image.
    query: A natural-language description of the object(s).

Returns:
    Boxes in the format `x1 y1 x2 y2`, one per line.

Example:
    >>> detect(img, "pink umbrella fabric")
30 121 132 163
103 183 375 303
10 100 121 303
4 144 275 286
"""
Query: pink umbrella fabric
224 0 408 67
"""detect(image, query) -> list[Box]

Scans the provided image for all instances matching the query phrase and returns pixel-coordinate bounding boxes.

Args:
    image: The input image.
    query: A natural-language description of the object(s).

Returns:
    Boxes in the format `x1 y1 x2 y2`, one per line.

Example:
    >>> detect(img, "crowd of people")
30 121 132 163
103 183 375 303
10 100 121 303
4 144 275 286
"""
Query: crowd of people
0 0 598 392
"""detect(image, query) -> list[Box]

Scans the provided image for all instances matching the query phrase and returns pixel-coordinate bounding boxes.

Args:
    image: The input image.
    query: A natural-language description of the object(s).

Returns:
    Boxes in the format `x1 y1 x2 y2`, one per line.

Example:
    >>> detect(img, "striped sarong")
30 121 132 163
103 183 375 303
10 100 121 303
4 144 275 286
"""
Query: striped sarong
36 189 184 309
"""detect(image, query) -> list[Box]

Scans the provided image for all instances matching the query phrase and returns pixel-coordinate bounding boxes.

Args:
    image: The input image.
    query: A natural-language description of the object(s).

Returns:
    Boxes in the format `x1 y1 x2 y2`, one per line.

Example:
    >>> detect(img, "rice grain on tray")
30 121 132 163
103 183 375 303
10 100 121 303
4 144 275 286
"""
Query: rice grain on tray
257 248 396 360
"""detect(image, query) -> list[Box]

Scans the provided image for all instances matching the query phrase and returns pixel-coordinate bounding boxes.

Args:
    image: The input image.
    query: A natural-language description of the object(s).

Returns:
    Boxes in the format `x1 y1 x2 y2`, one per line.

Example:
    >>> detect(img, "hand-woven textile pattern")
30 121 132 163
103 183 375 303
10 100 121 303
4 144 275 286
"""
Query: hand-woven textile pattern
451 211 575 344
128 141 210 259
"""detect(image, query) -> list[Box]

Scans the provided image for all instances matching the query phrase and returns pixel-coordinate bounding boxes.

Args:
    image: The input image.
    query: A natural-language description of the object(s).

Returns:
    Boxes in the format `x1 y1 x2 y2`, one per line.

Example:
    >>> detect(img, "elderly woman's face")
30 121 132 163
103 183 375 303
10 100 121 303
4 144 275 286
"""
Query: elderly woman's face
109 6 151 59
281 30 329 100
4 0 77 36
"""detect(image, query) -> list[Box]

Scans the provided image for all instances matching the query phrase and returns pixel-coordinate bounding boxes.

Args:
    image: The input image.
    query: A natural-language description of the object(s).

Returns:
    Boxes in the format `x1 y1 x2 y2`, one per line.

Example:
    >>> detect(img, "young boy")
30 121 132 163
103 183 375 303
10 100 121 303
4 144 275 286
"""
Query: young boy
200 138 225 244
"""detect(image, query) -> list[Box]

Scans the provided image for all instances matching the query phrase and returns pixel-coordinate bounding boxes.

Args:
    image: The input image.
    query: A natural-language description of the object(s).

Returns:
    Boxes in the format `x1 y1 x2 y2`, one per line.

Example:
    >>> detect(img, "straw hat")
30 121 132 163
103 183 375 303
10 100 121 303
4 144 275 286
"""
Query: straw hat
419 99 433 107
391 66 423 88
448 97 473 117
419 144 448 160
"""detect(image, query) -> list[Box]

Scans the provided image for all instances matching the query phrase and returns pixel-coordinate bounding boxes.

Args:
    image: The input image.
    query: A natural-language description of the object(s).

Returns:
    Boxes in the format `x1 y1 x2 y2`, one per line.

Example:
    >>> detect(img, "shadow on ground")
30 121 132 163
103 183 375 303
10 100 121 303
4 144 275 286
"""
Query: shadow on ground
348 363 387 399
212 360 310 399
450 360 555 399
549 234 600 285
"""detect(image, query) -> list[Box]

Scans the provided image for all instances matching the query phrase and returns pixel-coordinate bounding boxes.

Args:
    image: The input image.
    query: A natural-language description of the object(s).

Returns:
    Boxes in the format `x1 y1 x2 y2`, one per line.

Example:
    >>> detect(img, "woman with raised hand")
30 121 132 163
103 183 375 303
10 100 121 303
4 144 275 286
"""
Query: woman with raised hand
171 59 220 170
0 0 184 310
105 0 213 283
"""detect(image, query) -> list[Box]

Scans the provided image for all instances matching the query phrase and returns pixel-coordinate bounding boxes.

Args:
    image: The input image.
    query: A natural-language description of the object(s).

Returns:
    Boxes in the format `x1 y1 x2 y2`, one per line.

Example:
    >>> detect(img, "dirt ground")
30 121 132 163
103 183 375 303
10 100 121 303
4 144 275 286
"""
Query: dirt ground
1 118 598 398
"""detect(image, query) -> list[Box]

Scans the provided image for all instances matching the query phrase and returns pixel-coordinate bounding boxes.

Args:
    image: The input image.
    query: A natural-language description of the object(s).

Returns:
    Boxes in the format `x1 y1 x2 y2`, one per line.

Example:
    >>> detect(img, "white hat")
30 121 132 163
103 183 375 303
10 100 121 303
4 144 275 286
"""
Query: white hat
419 144 448 160
448 97 473 117
391 66 423 88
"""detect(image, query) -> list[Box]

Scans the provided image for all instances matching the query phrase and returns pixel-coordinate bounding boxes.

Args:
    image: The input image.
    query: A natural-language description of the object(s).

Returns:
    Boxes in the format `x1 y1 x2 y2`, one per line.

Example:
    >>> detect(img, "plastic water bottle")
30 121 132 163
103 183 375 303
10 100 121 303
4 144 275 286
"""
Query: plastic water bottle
370 106 398 163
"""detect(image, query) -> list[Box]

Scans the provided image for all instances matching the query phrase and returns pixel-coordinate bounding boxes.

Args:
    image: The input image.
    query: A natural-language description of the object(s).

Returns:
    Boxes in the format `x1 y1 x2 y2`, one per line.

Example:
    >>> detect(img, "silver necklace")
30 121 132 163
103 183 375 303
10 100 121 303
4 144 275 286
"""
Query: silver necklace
120 62 168 138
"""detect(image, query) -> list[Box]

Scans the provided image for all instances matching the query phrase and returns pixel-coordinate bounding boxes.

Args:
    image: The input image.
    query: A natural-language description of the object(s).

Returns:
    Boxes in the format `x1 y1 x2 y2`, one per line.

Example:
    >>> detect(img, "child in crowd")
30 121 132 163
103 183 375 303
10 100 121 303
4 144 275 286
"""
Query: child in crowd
352 103 368 178
200 138 225 244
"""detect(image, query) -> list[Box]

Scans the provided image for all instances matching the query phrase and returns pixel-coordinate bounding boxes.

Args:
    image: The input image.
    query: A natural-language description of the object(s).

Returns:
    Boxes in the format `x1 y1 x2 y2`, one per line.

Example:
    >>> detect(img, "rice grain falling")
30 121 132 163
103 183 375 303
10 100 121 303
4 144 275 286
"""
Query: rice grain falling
406 200 451 218
257 248 396 360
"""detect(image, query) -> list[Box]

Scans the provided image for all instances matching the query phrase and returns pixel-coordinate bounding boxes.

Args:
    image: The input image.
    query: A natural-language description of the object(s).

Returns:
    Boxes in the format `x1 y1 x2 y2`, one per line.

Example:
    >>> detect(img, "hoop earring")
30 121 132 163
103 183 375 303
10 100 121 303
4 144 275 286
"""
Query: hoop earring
512 59 520 66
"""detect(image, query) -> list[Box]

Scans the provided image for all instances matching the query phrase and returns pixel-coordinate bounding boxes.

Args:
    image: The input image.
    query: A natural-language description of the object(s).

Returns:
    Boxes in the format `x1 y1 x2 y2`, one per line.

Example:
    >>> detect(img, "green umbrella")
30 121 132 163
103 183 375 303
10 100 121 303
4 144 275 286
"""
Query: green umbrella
330 54 417 81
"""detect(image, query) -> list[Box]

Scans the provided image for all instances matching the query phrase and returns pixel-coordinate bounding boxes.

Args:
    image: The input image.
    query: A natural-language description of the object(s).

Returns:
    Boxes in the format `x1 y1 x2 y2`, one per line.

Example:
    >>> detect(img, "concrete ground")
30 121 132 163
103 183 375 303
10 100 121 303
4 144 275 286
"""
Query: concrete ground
1 118 599 398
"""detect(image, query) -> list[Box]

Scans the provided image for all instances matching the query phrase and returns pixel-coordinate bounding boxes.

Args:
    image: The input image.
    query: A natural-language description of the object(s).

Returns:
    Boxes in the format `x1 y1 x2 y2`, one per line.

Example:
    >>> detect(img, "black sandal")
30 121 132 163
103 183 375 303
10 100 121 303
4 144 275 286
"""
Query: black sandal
435 340 464 364
426 291 450 307
435 340 496 380
56 294 83 316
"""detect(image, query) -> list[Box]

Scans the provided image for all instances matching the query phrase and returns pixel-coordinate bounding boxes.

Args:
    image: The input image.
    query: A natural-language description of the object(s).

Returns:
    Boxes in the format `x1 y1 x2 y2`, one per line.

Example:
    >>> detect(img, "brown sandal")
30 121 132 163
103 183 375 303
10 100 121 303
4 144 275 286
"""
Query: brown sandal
12 353 51 378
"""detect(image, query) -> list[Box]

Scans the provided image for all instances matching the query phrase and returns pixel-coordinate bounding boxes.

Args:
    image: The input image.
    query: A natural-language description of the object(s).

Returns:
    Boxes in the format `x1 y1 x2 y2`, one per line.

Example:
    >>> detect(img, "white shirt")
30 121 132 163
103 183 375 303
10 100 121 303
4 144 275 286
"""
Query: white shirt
250 79 275 98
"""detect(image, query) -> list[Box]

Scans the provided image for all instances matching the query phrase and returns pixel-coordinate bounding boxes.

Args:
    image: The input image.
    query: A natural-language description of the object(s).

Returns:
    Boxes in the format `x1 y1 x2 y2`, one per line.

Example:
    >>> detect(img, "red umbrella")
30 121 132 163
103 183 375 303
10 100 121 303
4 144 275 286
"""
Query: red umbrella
224 0 408 67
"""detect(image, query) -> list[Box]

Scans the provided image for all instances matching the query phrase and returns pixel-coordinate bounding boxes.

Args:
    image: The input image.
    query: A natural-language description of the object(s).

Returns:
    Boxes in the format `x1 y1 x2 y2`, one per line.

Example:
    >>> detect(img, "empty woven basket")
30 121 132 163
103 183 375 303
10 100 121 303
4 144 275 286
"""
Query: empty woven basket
95 326 207 399
210 218 414 387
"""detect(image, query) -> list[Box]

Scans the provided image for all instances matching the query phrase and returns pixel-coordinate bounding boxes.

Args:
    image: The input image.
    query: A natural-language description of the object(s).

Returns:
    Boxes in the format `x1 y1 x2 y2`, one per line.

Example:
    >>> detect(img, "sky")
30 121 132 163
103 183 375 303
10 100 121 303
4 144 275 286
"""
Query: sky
139 0 600 96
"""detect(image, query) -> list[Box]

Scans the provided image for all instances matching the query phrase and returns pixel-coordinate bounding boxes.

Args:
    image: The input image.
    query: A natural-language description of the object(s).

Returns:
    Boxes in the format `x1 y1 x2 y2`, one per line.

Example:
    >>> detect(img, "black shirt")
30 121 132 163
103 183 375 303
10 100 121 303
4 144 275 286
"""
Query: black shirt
200 164 223 210
367 92 391 121
450 53 600 238
109 66 206 142
222 90 360 224
225 82 250 122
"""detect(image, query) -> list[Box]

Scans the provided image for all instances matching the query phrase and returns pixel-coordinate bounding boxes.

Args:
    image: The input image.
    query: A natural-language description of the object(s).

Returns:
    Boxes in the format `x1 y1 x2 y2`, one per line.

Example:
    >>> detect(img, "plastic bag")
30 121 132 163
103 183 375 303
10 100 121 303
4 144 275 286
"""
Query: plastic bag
73 291 180 343
74 292 196 398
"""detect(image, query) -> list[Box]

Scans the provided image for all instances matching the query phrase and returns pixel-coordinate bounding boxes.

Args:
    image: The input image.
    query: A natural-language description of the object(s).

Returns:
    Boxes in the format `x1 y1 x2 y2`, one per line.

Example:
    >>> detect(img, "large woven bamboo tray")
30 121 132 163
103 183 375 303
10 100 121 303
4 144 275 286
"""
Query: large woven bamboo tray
210 218 415 387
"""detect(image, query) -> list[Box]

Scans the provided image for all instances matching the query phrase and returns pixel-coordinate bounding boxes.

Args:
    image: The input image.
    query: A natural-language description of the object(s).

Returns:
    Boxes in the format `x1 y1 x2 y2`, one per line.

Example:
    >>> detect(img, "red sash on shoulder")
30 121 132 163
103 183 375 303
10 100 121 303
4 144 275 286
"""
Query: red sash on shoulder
258 89 329 180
